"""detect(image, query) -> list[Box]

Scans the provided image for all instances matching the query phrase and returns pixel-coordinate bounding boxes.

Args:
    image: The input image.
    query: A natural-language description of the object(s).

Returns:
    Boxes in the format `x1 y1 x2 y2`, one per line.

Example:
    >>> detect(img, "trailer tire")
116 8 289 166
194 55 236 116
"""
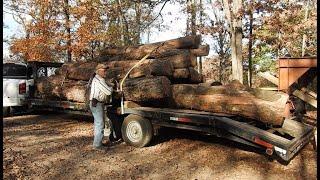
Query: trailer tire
122 114 153 148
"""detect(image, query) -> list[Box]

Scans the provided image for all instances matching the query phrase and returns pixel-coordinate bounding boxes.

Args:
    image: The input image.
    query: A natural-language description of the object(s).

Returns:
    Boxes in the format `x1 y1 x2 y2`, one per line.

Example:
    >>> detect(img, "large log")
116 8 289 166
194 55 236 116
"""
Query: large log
101 35 201 58
189 67 203 83
35 74 88 102
35 75 65 98
123 76 172 102
106 52 197 68
190 44 210 56
61 82 87 102
56 61 98 77
172 67 203 83
57 59 174 81
173 68 189 79
159 53 193 68
67 67 95 81
172 81 289 126
103 47 195 60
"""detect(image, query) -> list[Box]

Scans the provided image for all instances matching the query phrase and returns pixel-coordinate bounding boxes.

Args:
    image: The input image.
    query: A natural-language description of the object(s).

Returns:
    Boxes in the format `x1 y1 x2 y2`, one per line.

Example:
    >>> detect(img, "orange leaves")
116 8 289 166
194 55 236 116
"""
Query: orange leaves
255 1 317 57
11 36 55 62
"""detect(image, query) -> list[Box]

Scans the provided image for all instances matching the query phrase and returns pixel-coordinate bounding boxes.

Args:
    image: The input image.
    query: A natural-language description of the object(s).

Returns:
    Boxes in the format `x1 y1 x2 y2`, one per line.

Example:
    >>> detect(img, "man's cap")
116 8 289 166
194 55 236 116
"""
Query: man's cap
95 64 109 71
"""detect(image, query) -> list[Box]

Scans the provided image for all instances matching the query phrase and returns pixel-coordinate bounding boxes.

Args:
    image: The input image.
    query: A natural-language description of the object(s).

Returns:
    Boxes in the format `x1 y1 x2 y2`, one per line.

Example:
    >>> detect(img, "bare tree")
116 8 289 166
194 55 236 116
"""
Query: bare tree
221 0 244 83
208 2 231 82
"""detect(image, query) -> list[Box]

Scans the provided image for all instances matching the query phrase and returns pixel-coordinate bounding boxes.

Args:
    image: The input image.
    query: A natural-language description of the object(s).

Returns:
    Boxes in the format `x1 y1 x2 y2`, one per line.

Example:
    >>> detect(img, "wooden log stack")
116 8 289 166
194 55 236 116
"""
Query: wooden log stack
35 35 289 126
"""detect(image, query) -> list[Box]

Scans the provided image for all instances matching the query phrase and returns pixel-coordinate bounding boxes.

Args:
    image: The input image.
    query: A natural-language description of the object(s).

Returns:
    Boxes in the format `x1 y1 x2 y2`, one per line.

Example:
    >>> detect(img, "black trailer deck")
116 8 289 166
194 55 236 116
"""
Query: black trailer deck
28 98 315 162
123 107 314 162
29 98 91 115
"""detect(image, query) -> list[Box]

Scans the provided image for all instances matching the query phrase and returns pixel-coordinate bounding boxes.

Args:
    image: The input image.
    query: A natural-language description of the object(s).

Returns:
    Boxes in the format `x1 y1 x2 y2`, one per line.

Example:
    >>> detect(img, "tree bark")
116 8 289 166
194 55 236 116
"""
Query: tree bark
101 50 197 68
61 83 87 102
172 81 288 126
100 35 201 59
191 0 197 35
173 68 190 79
159 53 193 68
248 4 253 87
123 76 172 102
57 59 174 81
133 1 142 45
222 0 243 84
301 0 310 57
172 67 203 83
64 0 72 62
190 44 209 56
35 75 87 102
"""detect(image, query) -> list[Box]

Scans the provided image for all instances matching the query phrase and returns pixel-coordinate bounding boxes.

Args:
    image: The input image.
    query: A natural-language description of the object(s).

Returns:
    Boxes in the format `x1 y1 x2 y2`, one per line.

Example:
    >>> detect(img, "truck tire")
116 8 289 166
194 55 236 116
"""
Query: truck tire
121 114 153 148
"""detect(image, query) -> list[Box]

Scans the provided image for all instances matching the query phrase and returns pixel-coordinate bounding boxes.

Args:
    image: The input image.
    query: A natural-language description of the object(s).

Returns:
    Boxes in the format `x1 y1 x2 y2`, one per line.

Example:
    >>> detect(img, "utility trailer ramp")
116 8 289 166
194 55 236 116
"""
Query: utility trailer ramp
123 107 314 162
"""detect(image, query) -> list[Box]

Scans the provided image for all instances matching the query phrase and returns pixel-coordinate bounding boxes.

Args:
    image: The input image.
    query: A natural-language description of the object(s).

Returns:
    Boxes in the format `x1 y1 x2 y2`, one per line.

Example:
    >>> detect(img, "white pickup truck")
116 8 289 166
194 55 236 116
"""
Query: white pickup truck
3 62 34 116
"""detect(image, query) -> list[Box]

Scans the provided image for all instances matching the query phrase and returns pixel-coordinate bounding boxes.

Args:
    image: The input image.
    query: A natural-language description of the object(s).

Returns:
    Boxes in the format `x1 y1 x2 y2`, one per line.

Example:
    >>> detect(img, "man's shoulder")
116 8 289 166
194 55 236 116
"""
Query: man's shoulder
94 75 105 82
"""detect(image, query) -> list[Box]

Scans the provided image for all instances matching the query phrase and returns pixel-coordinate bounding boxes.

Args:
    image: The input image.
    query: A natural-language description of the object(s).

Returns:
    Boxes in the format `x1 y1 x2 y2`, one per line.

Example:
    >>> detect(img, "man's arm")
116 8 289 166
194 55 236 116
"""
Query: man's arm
95 77 113 95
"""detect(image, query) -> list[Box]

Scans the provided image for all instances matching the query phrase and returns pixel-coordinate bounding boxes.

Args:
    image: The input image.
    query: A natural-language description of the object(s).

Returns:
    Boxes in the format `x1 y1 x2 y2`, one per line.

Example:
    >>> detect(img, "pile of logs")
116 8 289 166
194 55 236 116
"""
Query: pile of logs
35 35 207 102
35 35 289 126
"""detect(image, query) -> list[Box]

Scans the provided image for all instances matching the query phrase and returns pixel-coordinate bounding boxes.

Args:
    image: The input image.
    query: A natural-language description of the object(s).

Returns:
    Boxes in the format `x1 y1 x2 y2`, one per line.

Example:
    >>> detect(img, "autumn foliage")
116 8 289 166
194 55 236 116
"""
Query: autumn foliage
6 0 317 68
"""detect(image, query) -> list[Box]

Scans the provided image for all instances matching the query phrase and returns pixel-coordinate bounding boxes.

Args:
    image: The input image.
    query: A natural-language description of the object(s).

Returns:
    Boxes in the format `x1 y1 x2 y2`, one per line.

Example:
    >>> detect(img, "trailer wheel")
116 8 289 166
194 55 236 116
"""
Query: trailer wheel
122 114 153 148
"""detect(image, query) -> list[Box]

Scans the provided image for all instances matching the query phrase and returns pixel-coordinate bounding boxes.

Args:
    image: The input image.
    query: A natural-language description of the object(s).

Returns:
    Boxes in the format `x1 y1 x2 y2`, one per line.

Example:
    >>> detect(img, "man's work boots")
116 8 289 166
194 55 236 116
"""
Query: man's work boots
93 144 108 151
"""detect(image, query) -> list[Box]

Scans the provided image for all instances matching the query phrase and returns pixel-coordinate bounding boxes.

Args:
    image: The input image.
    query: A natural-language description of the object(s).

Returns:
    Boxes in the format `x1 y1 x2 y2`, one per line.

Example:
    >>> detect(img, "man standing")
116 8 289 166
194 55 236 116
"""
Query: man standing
89 64 113 150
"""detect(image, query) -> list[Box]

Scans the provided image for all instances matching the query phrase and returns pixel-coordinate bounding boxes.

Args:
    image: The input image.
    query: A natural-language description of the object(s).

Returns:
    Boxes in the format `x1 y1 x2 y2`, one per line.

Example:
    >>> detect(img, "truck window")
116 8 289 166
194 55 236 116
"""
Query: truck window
47 67 58 77
3 64 27 77
27 66 33 79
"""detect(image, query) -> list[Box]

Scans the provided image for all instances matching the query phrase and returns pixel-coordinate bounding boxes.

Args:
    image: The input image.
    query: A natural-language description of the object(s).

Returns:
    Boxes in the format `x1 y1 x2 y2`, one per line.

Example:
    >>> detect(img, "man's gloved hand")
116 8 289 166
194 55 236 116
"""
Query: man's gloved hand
91 98 98 107
105 78 115 87
113 90 124 99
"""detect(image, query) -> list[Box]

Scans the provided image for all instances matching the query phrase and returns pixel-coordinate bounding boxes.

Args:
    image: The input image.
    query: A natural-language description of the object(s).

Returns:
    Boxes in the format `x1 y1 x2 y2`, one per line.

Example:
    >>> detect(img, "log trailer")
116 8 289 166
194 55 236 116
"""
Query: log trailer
27 61 315 163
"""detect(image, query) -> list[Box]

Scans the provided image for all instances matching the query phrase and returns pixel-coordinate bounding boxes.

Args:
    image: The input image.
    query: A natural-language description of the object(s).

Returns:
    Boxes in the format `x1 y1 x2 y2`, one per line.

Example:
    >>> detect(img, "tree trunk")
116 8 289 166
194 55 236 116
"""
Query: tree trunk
186 0 191 35
248 5 253 87
191 0 197 35
222 0 243 84
172 81 289 126
123 76 172 102
116 0 130 45
134 1 142 45
234 0 243 84
301 0 310 57
64 0 72 62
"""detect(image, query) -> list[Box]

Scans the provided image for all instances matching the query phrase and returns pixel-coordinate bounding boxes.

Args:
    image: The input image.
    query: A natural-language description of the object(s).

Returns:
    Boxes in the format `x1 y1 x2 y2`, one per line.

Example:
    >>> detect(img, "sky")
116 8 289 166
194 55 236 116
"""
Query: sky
3 1 216 59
